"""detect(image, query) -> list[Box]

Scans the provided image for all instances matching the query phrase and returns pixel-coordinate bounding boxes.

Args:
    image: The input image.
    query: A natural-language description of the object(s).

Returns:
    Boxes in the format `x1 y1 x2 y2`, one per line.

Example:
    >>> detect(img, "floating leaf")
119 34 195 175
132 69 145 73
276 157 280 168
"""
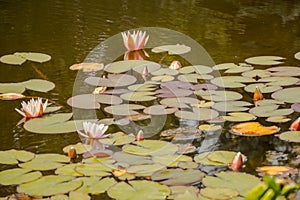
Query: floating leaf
267 66 300 77
152 44 191 55
74 163 112 177
0 149 35 164
200 187 239 200
85 74 137 87
112 151 153 166
17 175 81 196
69 191 91 200
69 63 104 72
198 124 222 132
266 116 291 123
128 84 158 91
179 65 213 74
151 168 205 186
104 104 145 115
22 79 55 92
44 106 62 114
272 87 300 103
67 94 100 109
0 83 25 94
160 97 199 108
19 153 69 171
55 163 85 176
120 91 156 102
0 168 42 185
259 77 299 86
151 75 175 82
242 69 271 78
279 131 300 143
104 60 160 73
123 140 178 156
76 177 116 195
212 101 252 112
126 163 165 177
195 90 243 101
249 105 294 117
194 151 246 166
213 63 253 73
210 76 255 88
295 52 300 60
230 122 279 136
178 74 213 83
156 88 193 98
16 52 51 63
108 180 170 200
292 103 300 113
100 132 135 146
245 83 282 93
191 100 214 108
0 93 24 100
245 56 285 65
176 143 197 154
160 127 203 141
223 112 256 122
151 68 179 76
144 105 177 115
256 166 296 176
127 113 151 121
203 171 261 196
175 107 219 121
63 143 92 155
0 54 26 65
169 186 199 199
255 99 284 106
152 154 192 167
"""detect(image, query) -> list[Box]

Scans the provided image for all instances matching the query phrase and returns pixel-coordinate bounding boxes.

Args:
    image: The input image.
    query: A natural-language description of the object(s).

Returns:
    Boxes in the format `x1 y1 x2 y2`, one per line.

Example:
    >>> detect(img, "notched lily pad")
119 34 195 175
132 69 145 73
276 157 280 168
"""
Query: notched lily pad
210 76 255 88
144 105 177 115
267 66 300 77
0 54 26 65
0 168 42 185
120 91 156 102
104 60 160 73
160 127 203 141
85 74 137 87
104 104 145 116
178 74 213 83
222 112 256 122
152 44 191 55
279 131 300 143
245 56 285 65
175 107 219 121
249 105 294 117
194 151 246 166
272 87 300 103
63 143 92 155
245 83 282 93
76 177 116 195
15 52 51 63
212 101 252 112
0 149 35 164
195 90 242 101
200 187 239 200
179 65 213 74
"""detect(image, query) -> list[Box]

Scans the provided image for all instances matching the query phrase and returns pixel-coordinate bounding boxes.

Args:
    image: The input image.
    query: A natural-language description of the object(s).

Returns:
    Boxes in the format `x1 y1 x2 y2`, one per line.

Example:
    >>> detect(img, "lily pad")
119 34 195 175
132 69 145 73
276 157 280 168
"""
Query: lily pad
194 151 246 166
112 151 153 166
104 104 145 116
63 143 92 155
245 56 285 65
128 84 158 91
17 175 81 196
242 69 271 78
69 63 104 72
76 177 116 195
222 112 256 122
144 105 177 115
160 97 200 108
151 75 175 82
0 83 25 93
245 83 282 93
126 163 166 177
195 90 243 101
108 180 170 200
210 76 255 88
0 92 25 100
151 68 179 76
152 154 193 167
169 186 199 199
179 65 213 74
19 153 69 171
16 52 51 63
160 127 203 141
0 168 42 185
200 187 239 200
120 91 156 102
44 106 62 114
104 60 160 73
22 79 55 92
99 132 135 146
249 105 294 117
175 107 219 121
178 74 213 83
279 131 300 143
0 54 26 65
212 101 252 112
267 66 300 77
259 76 299 86
202 171 261 196
198 124 222 132
213 63 253 73
151 168 205 186
295 52 300 60
67 94 100 109
152 44 191 55
123 140 178 156
156 88 193 98
230 122 279 136
85 74 137 87
0 149 35 164
266 116 291 123
272 87 300 103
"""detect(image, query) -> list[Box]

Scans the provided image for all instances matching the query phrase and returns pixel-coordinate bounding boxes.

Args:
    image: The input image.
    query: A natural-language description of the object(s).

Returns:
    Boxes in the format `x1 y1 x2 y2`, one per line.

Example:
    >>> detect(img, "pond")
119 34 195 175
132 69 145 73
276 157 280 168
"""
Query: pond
0 0 300 199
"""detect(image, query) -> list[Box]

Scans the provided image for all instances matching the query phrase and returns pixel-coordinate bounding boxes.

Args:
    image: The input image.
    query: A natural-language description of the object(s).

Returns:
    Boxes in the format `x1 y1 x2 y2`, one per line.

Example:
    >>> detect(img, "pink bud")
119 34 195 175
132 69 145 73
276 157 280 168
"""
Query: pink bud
169 61 182 70
290 117 300 131
136 130 145 141
229 152 243 171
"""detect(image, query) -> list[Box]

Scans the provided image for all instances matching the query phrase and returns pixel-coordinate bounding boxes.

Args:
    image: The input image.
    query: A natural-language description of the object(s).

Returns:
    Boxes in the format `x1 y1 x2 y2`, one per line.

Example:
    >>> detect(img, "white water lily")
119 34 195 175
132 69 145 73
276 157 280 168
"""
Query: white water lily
15 98 48 118
121 30 149 51
79 122 110 139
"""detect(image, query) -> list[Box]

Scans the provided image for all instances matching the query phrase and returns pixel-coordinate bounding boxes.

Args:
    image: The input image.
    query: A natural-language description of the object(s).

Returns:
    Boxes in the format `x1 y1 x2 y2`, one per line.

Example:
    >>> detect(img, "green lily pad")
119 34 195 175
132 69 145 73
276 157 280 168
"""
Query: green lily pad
0 149 35 164
266 116 291 123
202 171 261 196
67 94 100 109
245 56 285 65
126 163 166 176
0 54 26 65
194 90 243 101
178 161 198 169
22 79 55 92
85 74 137 87
151 75 175 82
200 187 239 200
112 151 153 166
213 63 253 73
0 168 42 185
104 104 145 115
44 106 62 114
144 105 177 115
17 175 82 196
198 124 222 132
179 65 213 74
55 163 85 176
272 87 300 103
98 117 130 126
175 107 219 121
63 143 92 154
0 83 25 93
120 91 157 102
108 180 170 200
222 112 256 122
255 99 284 106
178 74 213 83
104 60 160 73
76 177 116 195
123 140 178 156
160 97 200 108
152 154 192 167
99 132 135 146
212 101 252 112
19 153 69 171
242 69 271 78
128 84 158 91
259 77 299 86
74 163 112 176
151 68 179 76
152 44 191 55
249 105 294 117
295 52 300 60
151 168 205 186
169 186 199 199
210 76 255 88
194 151 246 166
244 83 282 93
69 191 91 200
15 52 51 63
267 66 300 77
160 127 203 141
279 131 300 143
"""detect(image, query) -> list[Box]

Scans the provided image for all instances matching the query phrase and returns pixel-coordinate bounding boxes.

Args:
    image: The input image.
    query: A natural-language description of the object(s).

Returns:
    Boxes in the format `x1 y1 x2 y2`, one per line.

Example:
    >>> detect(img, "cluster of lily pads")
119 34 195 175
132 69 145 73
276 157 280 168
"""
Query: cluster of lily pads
0 30 300 199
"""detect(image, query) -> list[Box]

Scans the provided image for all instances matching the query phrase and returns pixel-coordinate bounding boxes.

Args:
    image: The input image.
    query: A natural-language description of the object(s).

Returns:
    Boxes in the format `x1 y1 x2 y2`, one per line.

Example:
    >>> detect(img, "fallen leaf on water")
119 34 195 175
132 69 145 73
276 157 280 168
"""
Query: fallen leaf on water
231 122 279 136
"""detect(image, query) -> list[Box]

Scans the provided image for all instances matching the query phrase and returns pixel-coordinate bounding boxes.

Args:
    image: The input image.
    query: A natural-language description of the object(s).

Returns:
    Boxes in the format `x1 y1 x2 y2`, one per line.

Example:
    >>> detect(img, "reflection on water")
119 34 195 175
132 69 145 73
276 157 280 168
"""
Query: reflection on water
0 0 300 188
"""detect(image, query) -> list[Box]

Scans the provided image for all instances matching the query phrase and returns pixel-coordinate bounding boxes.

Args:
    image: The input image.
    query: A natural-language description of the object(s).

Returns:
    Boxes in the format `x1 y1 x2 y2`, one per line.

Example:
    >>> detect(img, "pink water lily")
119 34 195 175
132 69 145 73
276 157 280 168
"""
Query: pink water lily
15 98 48 118
121 31 149 51
79 122 110 139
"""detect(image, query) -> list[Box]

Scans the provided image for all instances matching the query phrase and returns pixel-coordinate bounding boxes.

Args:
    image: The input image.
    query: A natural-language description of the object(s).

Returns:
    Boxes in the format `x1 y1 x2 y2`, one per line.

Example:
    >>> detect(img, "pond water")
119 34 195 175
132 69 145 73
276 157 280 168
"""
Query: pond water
1 0 300 198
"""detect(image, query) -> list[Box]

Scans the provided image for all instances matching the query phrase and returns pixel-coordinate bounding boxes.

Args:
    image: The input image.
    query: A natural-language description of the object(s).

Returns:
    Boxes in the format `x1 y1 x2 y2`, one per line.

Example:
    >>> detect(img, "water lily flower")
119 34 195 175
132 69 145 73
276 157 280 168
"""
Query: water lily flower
290 117 300 131
79 122 110 139
169 60 182 70
121 30 149 51
229 152 243 171
15 97 48 118
124 49 149 60
253 86 264 104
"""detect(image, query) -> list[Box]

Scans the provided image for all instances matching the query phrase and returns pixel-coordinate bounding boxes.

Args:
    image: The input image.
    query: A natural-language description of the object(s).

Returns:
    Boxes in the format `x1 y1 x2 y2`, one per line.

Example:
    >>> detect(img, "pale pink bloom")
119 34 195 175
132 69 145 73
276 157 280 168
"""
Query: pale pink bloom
121 31 149 51
15 98 48 118
229 152 243 171
169 61 182 70
79 122 110 139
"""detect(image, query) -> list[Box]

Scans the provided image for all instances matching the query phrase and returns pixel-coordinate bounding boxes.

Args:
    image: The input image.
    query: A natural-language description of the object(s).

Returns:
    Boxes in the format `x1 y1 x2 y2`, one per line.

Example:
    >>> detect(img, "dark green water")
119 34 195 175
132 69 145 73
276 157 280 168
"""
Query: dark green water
0 0 300 197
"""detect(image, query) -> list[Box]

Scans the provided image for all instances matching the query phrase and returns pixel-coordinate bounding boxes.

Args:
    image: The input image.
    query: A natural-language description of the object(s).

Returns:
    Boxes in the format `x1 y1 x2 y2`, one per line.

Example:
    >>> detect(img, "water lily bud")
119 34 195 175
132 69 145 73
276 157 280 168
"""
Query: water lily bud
229 152 243 171
142 66 149 79
290 117 300 131
253 86 264 103
68 147 77 159
169 61 182 70
136 130 145 141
